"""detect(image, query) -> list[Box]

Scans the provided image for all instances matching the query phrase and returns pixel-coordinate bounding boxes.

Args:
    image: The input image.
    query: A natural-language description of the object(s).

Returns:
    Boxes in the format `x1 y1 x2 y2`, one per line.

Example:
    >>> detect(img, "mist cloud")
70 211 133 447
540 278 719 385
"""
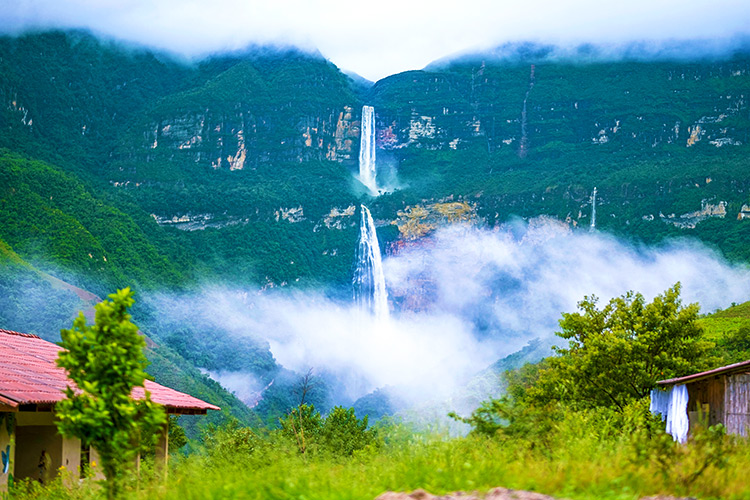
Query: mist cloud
151 219 750 414
387 220 750 341
3 0 750 80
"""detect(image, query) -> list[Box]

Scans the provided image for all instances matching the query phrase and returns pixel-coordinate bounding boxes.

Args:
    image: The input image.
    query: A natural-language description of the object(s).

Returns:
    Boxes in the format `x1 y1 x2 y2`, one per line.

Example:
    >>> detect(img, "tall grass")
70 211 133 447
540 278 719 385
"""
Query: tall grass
12 412 750 500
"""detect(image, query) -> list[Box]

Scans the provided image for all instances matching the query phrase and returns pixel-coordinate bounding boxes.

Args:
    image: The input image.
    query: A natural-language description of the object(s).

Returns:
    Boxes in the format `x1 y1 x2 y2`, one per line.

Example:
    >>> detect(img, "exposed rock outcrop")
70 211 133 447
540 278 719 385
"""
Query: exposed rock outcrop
395 201 476 240
662 200 726 228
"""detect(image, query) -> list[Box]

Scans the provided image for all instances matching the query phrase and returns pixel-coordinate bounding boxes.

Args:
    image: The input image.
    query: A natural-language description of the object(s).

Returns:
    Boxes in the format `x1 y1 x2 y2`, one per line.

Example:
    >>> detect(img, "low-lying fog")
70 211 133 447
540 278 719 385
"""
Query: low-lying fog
150 219 750 414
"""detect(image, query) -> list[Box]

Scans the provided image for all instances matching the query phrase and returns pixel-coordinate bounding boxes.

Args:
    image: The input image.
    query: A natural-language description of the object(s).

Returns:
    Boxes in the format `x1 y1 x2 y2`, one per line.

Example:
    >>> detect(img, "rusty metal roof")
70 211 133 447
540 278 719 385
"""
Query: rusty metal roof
656 359 750 386
0 328 219 412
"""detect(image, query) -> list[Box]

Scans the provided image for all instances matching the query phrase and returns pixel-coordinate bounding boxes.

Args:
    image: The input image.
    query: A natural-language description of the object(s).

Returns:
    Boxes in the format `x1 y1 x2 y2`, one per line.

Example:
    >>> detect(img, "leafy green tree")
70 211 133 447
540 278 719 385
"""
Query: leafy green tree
279 403 323 454
279 404 376 456
167 415 188 452
455 284 709 441
55 288 166 499
321 406 377 456
528 283 707 411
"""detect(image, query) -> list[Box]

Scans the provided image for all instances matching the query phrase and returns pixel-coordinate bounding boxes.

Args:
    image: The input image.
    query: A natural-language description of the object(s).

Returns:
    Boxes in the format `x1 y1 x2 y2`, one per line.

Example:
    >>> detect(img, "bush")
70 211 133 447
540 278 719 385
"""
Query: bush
279 403 324 454
279 404 377 457
321 406 378 456
201 418 263 462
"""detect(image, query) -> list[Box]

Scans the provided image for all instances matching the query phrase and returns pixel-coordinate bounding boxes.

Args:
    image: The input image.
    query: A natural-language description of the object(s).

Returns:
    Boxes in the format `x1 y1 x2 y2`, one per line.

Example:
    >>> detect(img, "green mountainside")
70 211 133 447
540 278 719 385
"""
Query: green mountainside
0 150 186 293
0 237 86 336
2 30 750 427
367 53 750 257
0 30 196 173
4 31 750 291
0 233 256 433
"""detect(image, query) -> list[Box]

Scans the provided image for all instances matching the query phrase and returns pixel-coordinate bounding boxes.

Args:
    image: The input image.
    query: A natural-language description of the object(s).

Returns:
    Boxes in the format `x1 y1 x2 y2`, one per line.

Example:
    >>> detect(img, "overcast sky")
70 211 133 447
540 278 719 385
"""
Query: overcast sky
3 0 750 81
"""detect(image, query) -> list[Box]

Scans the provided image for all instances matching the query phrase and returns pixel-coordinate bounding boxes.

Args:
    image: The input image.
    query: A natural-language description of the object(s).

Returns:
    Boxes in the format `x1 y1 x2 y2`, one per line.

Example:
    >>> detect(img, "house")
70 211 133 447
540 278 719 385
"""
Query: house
0 328 219 489
650 359 750 443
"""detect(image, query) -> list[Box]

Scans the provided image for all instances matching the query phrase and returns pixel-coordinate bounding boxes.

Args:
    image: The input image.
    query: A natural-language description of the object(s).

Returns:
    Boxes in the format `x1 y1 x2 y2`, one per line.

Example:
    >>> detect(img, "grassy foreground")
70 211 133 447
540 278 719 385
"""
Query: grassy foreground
11 412 750 500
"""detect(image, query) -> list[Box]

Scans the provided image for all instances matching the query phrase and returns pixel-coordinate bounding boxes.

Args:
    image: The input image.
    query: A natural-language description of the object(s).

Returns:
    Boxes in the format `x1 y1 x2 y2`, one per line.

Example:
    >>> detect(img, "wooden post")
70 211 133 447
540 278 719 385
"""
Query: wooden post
154 424 168 481
89 447 105 480
60 435 81 486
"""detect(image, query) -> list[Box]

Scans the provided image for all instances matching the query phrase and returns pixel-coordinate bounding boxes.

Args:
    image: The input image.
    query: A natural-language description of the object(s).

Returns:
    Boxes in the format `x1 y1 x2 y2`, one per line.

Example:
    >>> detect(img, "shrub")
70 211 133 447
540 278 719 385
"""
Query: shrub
321 406 378 456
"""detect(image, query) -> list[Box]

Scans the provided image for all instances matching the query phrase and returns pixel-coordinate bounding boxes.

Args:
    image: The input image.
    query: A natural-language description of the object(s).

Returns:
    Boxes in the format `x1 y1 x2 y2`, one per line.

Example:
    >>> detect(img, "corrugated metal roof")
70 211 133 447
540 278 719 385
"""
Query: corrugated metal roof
656 359 750 386
0 328 219 412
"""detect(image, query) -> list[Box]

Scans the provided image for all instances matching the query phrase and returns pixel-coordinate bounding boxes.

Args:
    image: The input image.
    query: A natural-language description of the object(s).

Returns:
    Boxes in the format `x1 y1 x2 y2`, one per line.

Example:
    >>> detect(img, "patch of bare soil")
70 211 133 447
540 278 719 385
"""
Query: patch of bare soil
640 497 697 500
376 489 698 500
376 487 560 500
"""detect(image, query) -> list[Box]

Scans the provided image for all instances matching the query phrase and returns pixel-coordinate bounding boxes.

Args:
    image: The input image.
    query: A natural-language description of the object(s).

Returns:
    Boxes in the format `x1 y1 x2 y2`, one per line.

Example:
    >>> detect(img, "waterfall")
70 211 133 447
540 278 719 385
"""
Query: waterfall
353 205 389 320
518 64 535 159
590 187 597 231
359 105 378 194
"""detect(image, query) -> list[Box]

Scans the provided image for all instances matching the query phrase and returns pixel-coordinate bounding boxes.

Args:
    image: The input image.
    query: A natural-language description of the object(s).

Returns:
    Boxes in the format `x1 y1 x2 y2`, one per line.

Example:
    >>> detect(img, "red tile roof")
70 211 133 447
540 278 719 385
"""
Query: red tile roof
0 328 219 412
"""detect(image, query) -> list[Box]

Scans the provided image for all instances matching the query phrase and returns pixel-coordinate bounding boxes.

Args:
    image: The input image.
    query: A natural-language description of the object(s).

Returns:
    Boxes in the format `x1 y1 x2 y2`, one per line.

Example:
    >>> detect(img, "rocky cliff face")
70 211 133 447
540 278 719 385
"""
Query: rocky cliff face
135 105 360 172
369 59 750 155
107 56 362 188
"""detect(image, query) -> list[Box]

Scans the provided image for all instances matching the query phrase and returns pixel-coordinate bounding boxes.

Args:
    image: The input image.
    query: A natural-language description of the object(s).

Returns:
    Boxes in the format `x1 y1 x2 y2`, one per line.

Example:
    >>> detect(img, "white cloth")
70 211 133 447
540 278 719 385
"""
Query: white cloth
650 384 689 443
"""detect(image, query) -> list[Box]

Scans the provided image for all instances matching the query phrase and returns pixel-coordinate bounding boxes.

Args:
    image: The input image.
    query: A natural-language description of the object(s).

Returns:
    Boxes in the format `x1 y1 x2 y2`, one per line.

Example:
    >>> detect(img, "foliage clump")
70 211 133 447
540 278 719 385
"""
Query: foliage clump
530 283 707 411
202 418 264 462
453 283 710 450
280 404 377 457
56 288 166 498
321 406 377 456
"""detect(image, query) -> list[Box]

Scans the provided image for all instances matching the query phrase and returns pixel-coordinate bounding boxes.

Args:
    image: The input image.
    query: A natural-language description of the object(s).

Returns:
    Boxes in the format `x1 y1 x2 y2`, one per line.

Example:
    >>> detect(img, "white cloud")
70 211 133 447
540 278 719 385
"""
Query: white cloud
3 0 750 80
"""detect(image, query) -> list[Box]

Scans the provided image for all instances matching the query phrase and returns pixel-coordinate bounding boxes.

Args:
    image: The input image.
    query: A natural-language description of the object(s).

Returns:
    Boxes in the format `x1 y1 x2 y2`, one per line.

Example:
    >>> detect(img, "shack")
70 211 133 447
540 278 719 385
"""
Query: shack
0 328 219 489
651 359 750 443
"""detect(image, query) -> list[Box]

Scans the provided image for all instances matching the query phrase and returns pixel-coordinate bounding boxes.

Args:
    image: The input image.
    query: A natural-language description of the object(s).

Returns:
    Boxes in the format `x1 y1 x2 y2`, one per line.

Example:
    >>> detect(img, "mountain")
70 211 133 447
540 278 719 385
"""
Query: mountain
0 150 189 293
5 30 750 291
365 45 750 258
2 30 750 425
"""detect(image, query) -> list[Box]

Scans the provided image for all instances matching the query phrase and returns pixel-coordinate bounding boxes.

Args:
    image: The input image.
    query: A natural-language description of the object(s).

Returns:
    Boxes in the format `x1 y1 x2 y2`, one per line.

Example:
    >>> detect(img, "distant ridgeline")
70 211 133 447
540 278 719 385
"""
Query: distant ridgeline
2 30 750 427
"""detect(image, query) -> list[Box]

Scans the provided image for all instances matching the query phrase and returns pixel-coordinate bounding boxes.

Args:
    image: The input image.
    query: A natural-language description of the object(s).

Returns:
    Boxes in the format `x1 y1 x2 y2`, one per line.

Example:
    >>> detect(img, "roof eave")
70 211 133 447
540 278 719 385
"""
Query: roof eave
0 394 20 410
656 359 750 386
166 406 220 415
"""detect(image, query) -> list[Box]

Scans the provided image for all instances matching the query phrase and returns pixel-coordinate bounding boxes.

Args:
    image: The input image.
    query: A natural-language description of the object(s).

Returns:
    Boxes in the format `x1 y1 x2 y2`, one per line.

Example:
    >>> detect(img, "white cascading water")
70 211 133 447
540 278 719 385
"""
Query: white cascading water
590 187 597 231
359 105 378 194
353 205 389 320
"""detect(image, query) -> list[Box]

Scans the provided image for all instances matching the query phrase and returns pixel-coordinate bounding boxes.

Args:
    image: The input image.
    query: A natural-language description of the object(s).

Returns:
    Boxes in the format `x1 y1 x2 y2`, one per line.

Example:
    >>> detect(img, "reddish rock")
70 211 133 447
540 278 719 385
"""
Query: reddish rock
639 497 697 500
375 487 560 500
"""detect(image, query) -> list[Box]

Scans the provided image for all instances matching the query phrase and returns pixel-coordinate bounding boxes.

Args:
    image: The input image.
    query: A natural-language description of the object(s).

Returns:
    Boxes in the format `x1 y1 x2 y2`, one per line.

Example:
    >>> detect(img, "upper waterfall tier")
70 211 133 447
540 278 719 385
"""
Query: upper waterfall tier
359 105 378 194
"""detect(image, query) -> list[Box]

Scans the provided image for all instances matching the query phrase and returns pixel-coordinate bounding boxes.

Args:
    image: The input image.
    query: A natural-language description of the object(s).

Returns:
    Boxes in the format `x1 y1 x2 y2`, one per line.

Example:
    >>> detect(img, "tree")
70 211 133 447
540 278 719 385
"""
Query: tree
202 418 261 461
321 406 376 456
279 403 323 454
527 283 708 411
278 368 324 455
55 288 166 499
454 284 710 439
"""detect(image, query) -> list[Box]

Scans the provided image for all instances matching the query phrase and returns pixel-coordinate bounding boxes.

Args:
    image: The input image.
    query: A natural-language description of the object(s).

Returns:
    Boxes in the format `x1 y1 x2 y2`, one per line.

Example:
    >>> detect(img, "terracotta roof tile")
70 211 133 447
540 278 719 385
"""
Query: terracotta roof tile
0 329 219 411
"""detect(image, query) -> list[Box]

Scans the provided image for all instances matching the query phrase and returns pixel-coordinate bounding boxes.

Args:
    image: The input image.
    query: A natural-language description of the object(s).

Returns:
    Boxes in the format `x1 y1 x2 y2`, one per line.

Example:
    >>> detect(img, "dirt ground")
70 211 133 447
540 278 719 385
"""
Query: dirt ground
376 489 698 500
